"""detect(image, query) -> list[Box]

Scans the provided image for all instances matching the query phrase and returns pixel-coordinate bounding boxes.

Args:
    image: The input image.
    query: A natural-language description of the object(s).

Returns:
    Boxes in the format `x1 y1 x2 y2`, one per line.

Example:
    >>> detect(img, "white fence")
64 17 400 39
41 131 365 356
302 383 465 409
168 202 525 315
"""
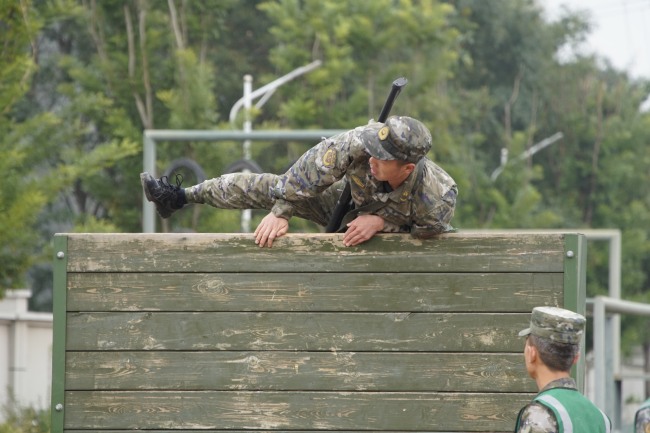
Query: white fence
0 289 53 420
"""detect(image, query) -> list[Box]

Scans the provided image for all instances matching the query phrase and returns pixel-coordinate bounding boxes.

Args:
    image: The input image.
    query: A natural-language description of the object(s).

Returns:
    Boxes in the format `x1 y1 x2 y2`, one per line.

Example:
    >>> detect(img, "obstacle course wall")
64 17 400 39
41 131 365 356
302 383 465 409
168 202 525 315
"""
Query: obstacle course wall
51 232 586 433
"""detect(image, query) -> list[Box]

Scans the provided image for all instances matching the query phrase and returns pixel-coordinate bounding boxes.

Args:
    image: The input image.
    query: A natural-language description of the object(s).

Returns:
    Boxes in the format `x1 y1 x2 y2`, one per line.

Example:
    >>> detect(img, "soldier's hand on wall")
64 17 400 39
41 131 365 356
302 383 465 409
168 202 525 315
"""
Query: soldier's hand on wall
343 214 385 247
254 212 289 248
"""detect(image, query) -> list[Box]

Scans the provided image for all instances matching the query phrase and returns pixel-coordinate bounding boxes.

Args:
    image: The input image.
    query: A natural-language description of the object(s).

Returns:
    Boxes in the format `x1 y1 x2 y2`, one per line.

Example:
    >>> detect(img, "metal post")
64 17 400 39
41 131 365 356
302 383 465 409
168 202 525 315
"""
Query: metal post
490 132 563 181
610 232 622 375
605 313 616 424
228 60 322 127
243 75 253 160
593 296 607 411
143 133 157 233
242 75 253 233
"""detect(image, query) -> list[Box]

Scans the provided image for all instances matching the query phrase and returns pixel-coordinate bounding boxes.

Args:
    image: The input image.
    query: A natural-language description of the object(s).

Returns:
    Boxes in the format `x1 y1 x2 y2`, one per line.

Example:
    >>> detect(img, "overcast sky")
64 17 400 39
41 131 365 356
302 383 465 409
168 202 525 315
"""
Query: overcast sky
542 0 650 80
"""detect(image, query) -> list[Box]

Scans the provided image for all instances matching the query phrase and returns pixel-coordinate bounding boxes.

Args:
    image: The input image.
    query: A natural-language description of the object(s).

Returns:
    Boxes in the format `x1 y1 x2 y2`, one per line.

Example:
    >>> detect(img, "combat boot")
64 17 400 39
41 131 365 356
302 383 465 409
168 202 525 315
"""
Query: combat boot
140 172 187 218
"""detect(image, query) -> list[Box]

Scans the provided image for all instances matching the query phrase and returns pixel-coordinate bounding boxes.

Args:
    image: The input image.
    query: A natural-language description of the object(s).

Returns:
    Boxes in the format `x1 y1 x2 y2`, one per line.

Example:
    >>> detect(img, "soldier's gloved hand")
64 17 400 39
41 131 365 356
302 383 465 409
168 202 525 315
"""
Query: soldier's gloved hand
343 214 384 247
254 212 289 248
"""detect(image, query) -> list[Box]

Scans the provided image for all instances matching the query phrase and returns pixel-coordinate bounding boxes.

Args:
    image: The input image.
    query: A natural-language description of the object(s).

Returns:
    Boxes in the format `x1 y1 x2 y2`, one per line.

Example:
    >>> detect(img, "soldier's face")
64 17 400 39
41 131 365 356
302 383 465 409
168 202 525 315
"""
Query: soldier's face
369 157 414 183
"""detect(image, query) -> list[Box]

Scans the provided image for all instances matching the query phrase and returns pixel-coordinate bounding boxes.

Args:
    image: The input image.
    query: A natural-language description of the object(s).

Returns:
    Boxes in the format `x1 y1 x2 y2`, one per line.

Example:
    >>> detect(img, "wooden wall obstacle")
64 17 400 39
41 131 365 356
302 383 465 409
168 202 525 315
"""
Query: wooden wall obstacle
51 232 586 433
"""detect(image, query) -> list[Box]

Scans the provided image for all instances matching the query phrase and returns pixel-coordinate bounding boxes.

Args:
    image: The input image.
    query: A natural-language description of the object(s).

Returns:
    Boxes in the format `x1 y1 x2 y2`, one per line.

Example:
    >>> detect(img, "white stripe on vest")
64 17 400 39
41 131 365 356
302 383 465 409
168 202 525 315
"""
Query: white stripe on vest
536 394 611 433
537 394 573 433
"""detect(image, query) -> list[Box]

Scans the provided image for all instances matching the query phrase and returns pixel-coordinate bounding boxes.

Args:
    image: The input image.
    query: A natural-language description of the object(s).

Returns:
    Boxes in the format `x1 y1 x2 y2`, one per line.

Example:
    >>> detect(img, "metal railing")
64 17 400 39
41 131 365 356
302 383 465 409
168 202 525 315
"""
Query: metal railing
587 296 650 432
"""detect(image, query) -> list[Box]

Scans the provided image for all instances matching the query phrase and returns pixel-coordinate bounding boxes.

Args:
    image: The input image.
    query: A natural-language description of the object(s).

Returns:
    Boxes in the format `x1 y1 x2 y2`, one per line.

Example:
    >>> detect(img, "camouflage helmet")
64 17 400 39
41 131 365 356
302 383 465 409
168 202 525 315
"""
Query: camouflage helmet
362 116 432 163
518 306 586 345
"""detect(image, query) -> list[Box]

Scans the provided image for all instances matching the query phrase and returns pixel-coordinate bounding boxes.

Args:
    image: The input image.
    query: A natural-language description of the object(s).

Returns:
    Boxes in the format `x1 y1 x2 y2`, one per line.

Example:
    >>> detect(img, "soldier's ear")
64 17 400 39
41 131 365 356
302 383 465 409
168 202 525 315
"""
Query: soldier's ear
525 341 538 364
404 163 416 175
572 352 580 366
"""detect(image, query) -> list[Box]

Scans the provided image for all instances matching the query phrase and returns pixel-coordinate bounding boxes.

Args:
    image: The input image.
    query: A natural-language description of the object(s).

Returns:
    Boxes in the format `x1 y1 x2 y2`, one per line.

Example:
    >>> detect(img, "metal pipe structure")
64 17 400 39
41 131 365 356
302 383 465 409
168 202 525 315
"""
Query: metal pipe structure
587 296 650 430
142 129 346 233
490 132 564 181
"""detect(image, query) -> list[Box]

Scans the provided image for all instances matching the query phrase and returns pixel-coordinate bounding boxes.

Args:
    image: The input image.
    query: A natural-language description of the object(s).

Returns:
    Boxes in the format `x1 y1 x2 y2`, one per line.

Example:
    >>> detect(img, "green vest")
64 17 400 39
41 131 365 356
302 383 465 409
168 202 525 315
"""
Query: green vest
518 388 611 433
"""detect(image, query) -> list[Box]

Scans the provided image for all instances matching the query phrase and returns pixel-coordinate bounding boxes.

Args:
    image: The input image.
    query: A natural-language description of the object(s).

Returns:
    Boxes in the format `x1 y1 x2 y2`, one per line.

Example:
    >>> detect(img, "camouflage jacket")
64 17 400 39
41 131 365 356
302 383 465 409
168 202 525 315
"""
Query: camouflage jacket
270 124 458 237
636 398 650 433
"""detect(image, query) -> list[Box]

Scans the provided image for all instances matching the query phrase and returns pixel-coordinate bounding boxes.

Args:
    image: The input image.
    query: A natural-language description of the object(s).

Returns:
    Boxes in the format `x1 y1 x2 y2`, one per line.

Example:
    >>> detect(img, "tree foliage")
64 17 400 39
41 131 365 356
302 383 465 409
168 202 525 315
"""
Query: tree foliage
0 2 48 292
1 1 648 362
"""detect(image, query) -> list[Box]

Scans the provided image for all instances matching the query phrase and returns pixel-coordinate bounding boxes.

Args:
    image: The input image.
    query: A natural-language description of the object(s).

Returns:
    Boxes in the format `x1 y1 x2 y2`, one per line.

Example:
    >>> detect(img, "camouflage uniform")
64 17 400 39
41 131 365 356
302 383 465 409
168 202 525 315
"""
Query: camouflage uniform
185 116 457 236
636 398 650 433
515 307 612 433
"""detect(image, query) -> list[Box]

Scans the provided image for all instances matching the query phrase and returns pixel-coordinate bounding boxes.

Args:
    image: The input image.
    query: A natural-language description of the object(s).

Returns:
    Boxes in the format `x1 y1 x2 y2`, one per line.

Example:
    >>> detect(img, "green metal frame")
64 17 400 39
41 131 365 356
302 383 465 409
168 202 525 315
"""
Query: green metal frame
51 234 68 433
563 233 588 392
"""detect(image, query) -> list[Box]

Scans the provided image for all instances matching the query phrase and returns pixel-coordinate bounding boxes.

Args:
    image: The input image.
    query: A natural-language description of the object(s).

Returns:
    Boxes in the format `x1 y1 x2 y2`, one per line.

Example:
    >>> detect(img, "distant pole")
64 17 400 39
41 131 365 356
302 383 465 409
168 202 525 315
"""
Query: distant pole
241 75 253 233
229 61 323 232
228 60 322 127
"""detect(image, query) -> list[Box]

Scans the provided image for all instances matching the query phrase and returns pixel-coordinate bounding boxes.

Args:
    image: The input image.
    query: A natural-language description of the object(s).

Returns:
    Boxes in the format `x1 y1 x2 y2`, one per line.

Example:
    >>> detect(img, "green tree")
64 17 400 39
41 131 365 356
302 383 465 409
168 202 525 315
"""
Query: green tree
0 1 282 294
441 0 590 229
454 1 650 372
3 2 648 373
258 0 461 129
0 2 48 293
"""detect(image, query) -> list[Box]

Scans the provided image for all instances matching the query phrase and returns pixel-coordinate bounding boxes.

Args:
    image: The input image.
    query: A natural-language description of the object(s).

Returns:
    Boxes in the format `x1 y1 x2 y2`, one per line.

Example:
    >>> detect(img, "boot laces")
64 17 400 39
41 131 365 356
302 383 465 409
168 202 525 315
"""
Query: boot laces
159 173 184 190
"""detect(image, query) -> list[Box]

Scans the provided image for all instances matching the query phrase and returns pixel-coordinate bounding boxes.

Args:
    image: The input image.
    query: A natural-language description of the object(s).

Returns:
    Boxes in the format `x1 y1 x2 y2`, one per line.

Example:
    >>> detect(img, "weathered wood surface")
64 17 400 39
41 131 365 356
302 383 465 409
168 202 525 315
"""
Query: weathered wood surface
64 233 567 273
64 390 532 431
66 351 533 392
54 232 576 433
66 311 529 352
66 272 563 312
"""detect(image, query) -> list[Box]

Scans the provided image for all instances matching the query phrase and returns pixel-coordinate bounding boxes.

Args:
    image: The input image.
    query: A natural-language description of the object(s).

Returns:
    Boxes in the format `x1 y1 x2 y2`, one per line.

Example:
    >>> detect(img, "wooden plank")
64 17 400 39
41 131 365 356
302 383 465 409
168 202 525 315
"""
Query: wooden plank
65 351 536 392
66 272 563 312
64 233 566 273
66 312 530 352
64 431 511 433
63 390 533 432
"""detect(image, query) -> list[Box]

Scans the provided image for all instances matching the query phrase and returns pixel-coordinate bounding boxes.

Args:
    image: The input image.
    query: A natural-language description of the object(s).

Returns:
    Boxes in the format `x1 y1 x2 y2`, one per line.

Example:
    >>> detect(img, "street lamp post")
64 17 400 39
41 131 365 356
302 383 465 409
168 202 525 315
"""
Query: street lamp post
229 60 322 232
490 132 563 181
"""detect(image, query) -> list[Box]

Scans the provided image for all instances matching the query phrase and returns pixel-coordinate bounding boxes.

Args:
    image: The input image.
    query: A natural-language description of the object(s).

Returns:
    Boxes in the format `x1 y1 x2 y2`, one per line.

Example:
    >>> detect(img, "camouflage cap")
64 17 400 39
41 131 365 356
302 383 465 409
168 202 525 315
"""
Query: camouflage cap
362 116 432 163
518 306 586 344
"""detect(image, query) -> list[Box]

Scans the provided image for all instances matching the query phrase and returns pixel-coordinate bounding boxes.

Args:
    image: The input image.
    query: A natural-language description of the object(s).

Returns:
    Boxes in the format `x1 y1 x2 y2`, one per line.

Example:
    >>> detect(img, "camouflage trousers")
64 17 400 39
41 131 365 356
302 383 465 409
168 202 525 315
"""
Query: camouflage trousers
185 172 343 227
